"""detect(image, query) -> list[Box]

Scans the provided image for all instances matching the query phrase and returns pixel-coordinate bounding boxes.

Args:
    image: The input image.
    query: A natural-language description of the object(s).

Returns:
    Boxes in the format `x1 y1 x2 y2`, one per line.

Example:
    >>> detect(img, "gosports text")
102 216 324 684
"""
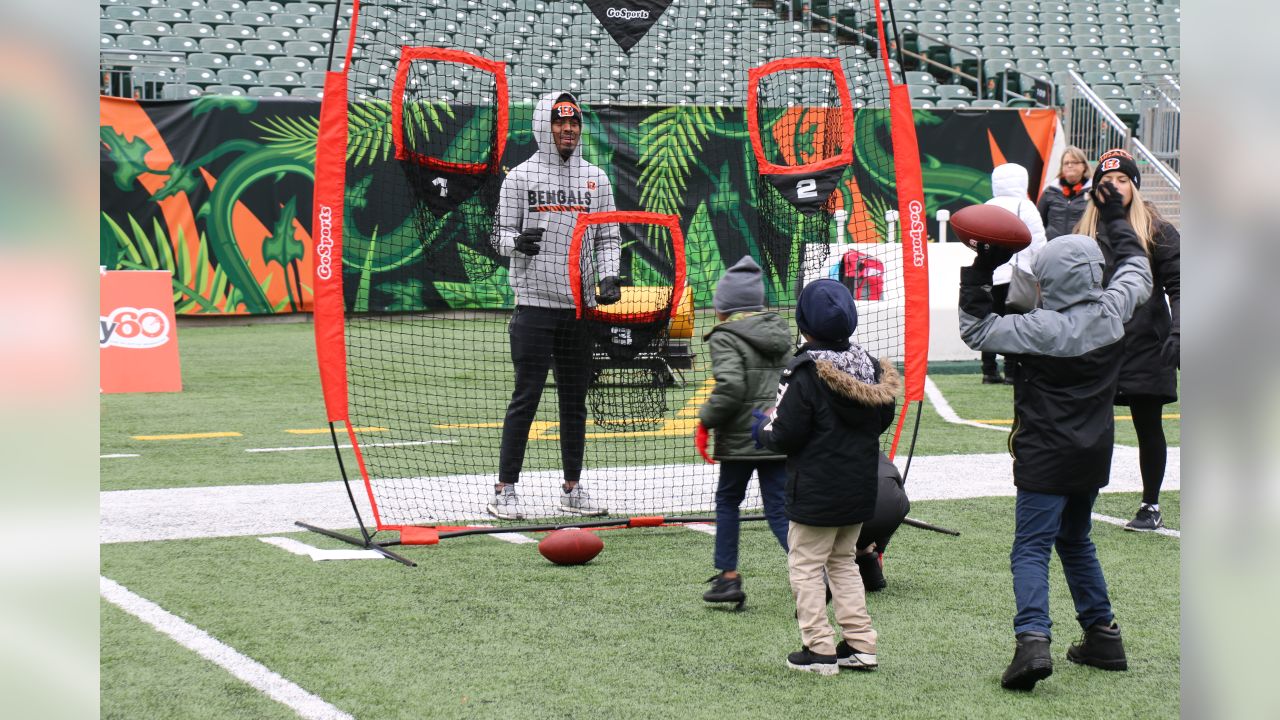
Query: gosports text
100 307 170 349
906 199 926 267
606 7 649 20
316 205 334 280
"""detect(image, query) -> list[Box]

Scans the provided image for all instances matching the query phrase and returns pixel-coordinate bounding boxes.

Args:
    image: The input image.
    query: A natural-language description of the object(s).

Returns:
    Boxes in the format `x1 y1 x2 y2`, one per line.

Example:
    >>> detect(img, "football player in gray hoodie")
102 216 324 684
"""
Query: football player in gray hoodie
488 91 621 521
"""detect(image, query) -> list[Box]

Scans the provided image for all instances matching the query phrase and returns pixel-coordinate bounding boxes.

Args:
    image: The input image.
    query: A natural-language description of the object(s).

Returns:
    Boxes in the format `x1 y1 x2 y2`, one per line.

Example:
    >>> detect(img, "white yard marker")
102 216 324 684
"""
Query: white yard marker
1092 513 1181 538
465 524 537 544
99 576 354 720
258 536 385 560
246 439 457 453
100 454 140 459
924 376 1012 432
684 523 717 536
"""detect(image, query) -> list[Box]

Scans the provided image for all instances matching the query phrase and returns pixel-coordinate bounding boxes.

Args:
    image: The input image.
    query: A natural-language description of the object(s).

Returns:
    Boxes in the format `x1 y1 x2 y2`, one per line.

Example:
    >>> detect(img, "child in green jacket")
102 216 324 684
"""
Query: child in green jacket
696 256 793 608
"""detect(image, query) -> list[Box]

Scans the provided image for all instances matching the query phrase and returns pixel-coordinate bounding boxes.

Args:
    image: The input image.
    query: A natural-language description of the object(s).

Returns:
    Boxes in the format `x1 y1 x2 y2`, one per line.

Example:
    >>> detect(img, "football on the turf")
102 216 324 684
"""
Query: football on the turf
538 528 604 565
950 204 1032 251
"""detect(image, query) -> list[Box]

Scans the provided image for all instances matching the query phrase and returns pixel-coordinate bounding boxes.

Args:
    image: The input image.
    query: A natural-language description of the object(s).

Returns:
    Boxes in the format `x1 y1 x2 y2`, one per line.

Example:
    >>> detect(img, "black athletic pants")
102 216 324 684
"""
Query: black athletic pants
498 306 591 485
982 283 1016 379
1127 396 1168 505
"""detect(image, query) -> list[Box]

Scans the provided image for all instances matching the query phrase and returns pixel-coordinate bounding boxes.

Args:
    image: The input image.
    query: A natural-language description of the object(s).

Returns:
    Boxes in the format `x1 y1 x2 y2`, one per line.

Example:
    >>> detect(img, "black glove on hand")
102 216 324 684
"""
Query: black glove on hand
970 243 1014 280
514 228 544 256
1093 181 1127 224
596 275 622 305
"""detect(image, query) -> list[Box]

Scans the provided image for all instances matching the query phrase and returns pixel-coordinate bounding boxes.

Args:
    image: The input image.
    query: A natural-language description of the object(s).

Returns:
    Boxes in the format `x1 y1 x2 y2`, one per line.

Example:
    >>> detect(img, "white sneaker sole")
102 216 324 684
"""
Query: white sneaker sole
560 505 607 517
787 661 839 676
838 654 879 670
486 505 523 521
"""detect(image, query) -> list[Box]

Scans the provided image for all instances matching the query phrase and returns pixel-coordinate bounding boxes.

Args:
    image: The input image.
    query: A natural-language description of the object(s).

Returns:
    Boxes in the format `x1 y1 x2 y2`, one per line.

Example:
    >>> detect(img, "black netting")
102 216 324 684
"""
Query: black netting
323 1 910 526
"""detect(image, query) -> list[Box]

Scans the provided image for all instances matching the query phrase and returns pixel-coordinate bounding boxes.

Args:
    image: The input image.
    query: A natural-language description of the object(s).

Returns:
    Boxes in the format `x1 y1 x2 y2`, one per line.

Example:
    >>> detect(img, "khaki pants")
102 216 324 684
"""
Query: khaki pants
788 521 878 656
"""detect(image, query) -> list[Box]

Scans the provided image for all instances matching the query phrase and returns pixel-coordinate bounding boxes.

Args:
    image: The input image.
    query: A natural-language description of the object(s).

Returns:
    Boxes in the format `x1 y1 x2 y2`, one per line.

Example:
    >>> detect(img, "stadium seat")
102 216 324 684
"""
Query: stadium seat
230 11 272 27
1082 70 1115 85
216 68 259 85
259 69 303 87
175 21 215 36
1103 46 1134 62
936 84 973 100
248 86 288 97
267 55 309 72
257 26 297 41
273 13 311 28
1114 70 1144 86
229 54 269 70
983 58 1015 76
936 98 970 108
242 39 283 55
207 0 246 10
1047 58 1078 73
188 52 229 68
149 8 189 22
970 98 1003 108
185 66 217 84
215 24 254 39
157 34 197 52
118 35 160 51
199 37 240 53
908 83 937 98
102 18 129 35
105 6 147 21
189 9 230 25
130 20 174 35
1011 46 1044 60
283 40 325 57
245 1 283 12
1092 84 1125 99
982 46 1013 60
1016 58 1048 75
1076 58 1109 73
1140 58 1171 75
290 86 323 99
158 83 203 101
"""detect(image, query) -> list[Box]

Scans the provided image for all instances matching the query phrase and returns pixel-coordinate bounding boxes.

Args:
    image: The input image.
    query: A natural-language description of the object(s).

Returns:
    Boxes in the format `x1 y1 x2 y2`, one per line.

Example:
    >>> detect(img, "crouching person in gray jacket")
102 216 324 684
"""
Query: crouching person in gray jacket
958 182 1153 691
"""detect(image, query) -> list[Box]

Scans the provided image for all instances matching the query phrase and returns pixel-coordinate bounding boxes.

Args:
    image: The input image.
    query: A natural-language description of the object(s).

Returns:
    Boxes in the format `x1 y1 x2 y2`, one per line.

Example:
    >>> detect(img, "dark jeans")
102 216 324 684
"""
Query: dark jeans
714 460 789 571
498 306 591 485
1011 489 1114 637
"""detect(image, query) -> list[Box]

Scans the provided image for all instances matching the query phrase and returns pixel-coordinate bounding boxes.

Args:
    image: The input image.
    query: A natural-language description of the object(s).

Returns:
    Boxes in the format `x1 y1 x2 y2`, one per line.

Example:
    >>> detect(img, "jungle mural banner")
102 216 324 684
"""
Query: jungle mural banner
100 96 1057 315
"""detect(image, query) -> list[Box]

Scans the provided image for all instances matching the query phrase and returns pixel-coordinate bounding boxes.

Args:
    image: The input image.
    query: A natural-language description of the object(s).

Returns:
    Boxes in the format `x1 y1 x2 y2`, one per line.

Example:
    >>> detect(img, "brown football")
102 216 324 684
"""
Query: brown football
950 204 1032 251
538 528 604 565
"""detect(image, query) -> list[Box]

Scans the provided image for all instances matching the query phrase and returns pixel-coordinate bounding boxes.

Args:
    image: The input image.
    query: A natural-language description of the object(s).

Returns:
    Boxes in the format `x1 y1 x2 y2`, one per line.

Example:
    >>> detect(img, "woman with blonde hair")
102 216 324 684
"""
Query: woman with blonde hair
1075 149 1180 531
1038 146 1092 239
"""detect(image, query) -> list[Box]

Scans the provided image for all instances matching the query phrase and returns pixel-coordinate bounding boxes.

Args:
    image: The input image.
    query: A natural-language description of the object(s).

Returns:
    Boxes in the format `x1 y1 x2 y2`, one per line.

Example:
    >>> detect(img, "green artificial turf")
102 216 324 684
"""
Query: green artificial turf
100 492 1180 720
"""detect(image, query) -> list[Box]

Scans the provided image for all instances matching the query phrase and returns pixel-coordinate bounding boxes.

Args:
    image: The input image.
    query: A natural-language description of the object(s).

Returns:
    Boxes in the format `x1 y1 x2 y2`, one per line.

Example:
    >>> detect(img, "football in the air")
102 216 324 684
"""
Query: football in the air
538 528 604 566
950 204 1032 251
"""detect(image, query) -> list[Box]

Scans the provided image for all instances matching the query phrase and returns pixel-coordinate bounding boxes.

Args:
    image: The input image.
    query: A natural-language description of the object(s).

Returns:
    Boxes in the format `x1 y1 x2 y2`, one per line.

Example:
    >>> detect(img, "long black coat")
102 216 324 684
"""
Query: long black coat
1097 217 1180 404
758 349 899 527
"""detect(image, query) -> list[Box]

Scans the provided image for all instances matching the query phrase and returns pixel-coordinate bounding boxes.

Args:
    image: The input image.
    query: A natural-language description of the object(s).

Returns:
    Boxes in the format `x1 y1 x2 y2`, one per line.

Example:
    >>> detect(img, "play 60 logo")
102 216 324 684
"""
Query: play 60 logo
100 307 171 349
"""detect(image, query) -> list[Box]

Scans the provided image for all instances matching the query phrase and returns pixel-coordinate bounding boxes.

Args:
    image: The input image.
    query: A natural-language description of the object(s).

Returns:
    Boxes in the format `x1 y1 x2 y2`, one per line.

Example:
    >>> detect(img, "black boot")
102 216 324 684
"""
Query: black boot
1067 622 1128 671
856 552 886 592
1001 632 1053 691
703 572 745 609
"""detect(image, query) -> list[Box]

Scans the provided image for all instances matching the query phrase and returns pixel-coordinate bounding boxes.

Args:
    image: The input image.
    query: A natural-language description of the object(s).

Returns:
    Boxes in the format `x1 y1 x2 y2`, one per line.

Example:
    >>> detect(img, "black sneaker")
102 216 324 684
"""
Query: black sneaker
1124 504 1163 532
982 374 1005 385
856 552 886 592
836 640 878 670
1067 622 1128 671
1001 632 1053 691
702 572 745 609
787 646 839 676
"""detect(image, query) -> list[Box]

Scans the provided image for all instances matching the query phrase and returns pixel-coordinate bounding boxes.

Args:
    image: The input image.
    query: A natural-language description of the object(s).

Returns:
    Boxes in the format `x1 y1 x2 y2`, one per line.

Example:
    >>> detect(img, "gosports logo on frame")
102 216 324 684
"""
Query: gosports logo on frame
100 307 170 349
906 200 926 267
606 7 649 19
316 205 334 280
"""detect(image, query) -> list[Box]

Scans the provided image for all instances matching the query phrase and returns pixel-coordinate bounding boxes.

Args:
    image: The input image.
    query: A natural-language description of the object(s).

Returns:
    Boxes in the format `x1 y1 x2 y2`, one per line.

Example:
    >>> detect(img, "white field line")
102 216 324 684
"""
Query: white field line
465 524 538 544
101 454 140 459
246 439 458 453
258 536 386 560
924 375 1012 432
99 576 353 720
1092 513 1181 538
684 523 717 536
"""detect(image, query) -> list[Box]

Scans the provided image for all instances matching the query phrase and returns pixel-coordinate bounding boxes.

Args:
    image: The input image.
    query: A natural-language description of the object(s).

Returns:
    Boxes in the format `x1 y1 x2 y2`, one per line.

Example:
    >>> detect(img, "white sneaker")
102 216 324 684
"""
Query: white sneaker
560 485 606 516
486 485 523 520
837 640 878 670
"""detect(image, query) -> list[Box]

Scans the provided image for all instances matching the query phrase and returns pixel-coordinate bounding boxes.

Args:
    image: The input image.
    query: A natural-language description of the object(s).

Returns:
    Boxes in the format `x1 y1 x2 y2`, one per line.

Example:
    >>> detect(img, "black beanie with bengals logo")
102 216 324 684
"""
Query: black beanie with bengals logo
1092 148 1140 190
550 94 581 123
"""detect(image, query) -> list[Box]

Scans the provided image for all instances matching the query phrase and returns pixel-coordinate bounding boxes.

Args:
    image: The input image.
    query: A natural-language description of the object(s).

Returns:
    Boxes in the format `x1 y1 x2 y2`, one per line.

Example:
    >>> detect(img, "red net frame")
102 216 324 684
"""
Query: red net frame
389 47 509 174
745 56 855 176
567 211 686 325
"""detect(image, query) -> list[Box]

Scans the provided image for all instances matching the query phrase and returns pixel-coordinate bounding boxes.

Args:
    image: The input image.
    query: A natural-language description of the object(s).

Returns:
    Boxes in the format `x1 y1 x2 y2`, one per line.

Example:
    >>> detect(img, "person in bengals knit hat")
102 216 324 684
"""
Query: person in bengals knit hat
1075 148 1181 533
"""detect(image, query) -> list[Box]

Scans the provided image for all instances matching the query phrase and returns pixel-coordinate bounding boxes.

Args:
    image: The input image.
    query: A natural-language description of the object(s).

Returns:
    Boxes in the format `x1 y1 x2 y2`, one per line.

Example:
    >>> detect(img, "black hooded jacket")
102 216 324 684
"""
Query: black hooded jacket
758 346 900 526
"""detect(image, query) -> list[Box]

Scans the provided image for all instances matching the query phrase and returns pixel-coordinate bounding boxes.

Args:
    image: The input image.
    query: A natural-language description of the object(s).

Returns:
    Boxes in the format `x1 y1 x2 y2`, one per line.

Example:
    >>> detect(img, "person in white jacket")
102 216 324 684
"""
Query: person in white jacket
981 163 1048 384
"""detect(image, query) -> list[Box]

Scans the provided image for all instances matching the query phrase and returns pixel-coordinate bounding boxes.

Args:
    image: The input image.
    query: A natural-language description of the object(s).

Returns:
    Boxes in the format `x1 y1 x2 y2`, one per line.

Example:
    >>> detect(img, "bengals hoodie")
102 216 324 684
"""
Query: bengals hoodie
491 91 620 309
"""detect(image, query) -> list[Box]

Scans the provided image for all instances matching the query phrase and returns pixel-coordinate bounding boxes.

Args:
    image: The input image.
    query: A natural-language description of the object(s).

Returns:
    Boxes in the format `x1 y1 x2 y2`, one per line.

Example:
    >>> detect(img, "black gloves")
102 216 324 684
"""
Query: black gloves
1093 181 1127 224
514 227 544 256
968 243 1014 282
596 275 622 305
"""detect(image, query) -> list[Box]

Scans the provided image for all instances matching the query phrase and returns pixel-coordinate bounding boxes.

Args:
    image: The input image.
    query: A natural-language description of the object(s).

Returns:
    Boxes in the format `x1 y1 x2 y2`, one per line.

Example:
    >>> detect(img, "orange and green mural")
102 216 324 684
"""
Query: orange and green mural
99 96 1057 315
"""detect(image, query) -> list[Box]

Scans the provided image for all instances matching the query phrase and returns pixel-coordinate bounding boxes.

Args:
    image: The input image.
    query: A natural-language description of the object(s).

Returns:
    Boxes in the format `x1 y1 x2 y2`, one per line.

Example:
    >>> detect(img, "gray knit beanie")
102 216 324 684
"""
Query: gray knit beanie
713 255 766 314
